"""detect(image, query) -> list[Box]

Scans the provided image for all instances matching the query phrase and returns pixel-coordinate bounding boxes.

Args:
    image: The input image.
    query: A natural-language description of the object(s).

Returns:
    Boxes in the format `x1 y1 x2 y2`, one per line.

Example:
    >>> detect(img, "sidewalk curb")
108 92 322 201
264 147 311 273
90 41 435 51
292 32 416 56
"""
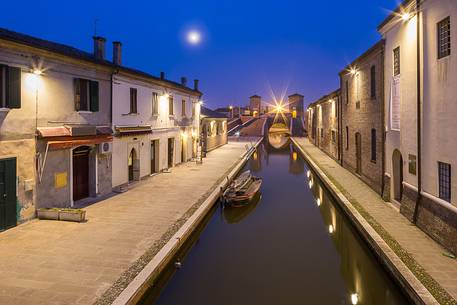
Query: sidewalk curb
111 138 263 305
291 138 438 305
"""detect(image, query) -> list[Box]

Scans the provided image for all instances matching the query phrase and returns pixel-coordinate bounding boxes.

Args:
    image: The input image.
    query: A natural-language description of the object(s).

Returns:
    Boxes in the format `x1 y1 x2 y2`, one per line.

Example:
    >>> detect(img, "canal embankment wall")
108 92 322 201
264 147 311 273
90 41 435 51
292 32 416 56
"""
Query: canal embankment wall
291 138 438 305
111 137 263 305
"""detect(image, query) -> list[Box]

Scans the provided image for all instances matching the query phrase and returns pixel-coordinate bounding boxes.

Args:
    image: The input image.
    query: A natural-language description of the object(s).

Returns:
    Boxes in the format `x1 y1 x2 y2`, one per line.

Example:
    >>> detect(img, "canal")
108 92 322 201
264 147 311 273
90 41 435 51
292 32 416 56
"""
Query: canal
142 140 409 305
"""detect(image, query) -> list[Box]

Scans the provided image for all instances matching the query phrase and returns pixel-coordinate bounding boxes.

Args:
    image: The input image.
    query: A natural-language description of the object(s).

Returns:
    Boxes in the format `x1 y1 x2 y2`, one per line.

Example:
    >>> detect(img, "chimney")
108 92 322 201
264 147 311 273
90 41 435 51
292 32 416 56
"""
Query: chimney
93 36 106 60
194 79 199 91
181 77 188 87
113 41 122 65
160 72 165 80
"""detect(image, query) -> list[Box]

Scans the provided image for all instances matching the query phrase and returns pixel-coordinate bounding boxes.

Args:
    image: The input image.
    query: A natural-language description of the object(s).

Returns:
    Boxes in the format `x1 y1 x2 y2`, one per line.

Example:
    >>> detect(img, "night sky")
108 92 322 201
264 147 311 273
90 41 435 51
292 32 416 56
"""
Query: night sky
1 0 398 108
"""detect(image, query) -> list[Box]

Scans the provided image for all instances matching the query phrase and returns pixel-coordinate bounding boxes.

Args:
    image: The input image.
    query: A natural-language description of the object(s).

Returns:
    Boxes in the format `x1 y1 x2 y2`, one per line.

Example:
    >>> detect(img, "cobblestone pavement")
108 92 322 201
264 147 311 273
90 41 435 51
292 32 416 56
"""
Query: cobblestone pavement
0 141 253 305
294 137 457 301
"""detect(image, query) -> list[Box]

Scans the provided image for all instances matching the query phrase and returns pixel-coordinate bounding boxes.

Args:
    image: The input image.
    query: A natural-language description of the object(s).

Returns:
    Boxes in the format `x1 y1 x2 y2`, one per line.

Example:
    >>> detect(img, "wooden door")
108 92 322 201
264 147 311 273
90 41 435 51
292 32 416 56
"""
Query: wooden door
168 138 174 168
151 141 159 174
73 147 90 201
0 158 17 231
355 133 362 175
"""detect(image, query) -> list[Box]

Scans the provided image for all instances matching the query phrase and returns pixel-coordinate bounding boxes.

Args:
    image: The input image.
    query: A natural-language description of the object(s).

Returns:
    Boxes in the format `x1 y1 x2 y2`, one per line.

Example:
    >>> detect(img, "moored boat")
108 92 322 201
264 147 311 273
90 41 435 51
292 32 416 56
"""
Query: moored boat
223 176 262 207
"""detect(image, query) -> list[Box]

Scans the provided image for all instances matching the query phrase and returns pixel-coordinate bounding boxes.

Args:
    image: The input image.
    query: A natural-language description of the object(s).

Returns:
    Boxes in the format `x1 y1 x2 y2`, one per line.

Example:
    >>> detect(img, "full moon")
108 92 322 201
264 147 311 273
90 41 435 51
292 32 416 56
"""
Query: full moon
187 30 201 45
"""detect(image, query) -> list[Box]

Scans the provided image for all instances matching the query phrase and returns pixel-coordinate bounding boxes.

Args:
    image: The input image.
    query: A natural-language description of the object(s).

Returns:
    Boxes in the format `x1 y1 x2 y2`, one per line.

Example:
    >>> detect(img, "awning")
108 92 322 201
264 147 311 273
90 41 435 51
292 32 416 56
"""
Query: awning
37 126 113 138
47 135 113 150
115 125 152 136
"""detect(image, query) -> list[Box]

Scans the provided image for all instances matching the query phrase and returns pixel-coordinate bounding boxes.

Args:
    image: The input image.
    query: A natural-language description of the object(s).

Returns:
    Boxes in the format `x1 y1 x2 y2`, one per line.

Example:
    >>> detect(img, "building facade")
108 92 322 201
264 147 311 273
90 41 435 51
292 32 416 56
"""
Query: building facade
249 95 261 117
288 93 304 118
112 71 201 188
307 90 340 161
200 106 227 153
379 0 457 254
340 41 385 195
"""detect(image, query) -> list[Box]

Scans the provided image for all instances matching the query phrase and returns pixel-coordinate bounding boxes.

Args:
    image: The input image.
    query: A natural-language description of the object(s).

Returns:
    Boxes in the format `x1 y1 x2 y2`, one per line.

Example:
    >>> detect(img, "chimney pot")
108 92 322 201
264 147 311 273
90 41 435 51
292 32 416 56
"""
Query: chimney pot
93 36 106 60
113 41 122 65
194 79 199 91
181 77 188 86
160 72 165 80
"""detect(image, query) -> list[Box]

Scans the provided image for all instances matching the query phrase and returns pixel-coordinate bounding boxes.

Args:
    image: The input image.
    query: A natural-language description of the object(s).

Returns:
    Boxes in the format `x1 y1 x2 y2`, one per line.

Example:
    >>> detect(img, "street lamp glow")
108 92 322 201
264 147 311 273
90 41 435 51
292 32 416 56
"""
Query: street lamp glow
32 69 43 75
329 225 334 234
316 198 321 206
187 30 201 45
401 12 411 21
349 67 357 76
307 170 311 178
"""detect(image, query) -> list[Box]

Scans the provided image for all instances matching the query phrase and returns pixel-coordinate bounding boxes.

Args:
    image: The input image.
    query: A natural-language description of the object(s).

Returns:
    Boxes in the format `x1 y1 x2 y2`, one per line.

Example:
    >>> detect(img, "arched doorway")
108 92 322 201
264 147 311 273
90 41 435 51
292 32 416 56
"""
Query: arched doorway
73 146 90 201
128 148 138 182
355 132 362 175
392 149 403 201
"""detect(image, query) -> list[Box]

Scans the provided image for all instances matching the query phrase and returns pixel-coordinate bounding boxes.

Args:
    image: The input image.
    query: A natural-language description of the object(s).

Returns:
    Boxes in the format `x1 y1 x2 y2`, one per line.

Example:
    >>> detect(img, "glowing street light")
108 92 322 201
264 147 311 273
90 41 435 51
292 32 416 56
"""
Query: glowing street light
349 67 358 76
316 198 321 207
187 30 201 45
329 224 334 234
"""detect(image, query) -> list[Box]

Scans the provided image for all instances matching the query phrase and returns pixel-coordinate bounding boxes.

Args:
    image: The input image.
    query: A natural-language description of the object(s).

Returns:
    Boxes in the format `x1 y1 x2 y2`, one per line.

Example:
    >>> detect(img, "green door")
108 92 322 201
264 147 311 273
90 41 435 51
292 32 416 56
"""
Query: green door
0 158 17 231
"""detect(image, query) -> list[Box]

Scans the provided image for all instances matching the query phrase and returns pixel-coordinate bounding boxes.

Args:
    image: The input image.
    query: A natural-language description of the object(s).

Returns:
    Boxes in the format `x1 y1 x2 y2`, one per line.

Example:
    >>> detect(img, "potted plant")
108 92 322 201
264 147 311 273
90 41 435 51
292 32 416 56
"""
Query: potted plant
58 209 86 222
37 208 60 220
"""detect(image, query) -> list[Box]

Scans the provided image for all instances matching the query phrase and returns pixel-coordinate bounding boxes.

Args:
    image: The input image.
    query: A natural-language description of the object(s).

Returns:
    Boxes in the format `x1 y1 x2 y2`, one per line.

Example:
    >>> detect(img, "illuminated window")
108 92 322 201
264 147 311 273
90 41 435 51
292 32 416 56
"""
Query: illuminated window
152 92 159 115
438 17 451 59
438 162 451 202
393 47 401 76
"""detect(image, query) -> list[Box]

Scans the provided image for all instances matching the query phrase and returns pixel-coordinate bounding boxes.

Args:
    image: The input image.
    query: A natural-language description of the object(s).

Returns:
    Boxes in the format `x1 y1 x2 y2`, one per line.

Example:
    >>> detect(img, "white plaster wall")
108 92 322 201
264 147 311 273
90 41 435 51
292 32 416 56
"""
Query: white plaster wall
421 0 457 204
381 12 419 194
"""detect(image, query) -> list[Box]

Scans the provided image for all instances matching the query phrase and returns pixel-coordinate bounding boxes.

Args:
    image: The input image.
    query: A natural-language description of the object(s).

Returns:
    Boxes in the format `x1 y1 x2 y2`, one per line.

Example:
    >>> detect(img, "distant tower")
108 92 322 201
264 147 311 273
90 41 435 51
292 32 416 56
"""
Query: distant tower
288 94 304 118
250 95 261 117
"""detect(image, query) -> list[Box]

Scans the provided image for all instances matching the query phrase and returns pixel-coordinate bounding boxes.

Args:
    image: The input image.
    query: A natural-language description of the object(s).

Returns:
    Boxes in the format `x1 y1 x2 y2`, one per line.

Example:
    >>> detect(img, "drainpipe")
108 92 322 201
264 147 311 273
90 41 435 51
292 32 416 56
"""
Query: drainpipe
413 0 422 224
110 69 119 128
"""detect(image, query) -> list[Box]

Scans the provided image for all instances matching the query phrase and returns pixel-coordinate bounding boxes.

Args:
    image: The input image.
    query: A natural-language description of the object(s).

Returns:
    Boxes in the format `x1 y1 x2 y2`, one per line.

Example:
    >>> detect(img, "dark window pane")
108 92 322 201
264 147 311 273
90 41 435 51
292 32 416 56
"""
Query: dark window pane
394 47 401 76
130 88 137 113
438 162 451 202
370 66 376 98
438 17 451 59
371 129 376 161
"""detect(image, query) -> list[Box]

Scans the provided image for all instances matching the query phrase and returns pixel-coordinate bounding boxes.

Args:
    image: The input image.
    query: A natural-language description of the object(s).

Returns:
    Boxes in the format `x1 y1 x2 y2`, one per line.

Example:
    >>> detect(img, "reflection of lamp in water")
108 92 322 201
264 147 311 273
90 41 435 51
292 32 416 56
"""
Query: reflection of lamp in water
292 152 297 161
306 170 311 178
328 224 334 234
316 198 321 206
351 293 359 305
253 152 258 160
308 179 313 188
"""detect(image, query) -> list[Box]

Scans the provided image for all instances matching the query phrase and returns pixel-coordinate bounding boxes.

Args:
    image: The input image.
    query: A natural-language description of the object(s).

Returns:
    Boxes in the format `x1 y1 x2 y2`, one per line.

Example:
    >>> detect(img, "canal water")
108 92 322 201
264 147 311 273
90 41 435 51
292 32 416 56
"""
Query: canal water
143 140 409 305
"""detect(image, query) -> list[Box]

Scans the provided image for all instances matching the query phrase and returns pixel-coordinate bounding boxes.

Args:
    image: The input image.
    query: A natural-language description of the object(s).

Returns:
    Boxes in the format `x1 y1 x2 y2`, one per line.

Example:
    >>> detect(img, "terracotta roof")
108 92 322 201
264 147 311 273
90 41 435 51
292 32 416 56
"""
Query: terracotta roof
0 27 201 96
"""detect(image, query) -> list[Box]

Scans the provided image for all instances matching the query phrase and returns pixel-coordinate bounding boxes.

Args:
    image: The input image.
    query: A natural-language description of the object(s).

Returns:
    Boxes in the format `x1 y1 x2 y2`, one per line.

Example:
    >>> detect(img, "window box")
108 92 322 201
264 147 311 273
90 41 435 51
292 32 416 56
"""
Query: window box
37 208 86 222
37 208 59 220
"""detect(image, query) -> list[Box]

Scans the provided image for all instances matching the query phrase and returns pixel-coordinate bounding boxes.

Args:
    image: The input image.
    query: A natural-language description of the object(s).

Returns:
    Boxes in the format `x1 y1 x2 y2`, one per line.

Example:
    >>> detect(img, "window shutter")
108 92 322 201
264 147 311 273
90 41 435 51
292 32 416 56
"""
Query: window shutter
89 81 99 112
74 78 81 111
6 66 21 109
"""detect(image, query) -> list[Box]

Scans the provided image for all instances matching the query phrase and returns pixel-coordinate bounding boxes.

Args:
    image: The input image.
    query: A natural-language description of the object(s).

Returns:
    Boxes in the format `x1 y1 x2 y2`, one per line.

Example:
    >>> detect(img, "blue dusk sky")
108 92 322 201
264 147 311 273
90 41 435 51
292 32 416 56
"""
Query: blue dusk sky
1 0 399 108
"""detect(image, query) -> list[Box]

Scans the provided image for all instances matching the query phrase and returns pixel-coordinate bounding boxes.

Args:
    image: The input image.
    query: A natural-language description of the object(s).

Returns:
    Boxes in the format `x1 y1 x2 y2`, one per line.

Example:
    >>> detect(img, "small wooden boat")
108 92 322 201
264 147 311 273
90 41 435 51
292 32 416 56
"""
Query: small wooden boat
231 170 251 190
224 177 262 207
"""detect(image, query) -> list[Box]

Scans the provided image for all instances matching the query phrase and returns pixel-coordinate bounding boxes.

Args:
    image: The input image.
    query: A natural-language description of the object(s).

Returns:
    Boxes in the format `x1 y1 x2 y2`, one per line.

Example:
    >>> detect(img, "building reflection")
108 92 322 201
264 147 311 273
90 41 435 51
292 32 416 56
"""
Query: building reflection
222 193 261 224
288 146 304 175
307 171 404 305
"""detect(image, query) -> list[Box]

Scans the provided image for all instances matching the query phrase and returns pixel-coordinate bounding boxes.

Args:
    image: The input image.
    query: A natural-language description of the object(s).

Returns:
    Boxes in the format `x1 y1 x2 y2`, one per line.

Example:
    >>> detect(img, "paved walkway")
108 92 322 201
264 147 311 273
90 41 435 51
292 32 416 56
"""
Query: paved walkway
293 138 457 302
0 141 254 305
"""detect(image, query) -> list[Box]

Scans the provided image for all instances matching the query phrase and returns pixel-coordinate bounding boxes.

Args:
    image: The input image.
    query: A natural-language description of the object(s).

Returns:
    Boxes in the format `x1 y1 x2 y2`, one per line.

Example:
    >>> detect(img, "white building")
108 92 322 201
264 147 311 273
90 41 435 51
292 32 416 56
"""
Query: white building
379 0 457 254
111 45 201 188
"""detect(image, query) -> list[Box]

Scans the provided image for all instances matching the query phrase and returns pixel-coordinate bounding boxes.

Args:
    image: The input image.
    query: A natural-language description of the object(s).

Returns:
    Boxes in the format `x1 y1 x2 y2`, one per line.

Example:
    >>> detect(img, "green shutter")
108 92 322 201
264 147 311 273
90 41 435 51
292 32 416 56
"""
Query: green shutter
74 78 81 111
6 67 21 109
89 81 99 112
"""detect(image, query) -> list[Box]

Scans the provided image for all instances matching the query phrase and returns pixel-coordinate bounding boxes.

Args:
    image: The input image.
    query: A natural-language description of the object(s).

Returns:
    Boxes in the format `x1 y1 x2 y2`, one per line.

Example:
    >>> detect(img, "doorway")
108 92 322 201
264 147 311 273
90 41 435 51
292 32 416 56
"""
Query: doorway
151 140 159 174
392 149 403 201
73 146 90 201
168 138 174 169
0 158 16 231
355 132 362 175
128 148 139 182
181 137 186 163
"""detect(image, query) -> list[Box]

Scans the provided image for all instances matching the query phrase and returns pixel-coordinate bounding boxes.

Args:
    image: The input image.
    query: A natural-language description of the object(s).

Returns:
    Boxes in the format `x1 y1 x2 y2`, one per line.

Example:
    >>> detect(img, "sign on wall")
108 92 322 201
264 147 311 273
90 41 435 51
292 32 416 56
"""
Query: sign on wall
55 172 68 189
390 76 401 131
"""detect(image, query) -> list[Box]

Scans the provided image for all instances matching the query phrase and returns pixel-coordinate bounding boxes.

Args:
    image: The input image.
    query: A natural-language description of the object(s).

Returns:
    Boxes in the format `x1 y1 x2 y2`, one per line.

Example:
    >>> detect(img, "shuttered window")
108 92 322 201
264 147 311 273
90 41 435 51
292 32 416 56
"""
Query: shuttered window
182 99 186 117
74 78 99 112
370 65 376 98
0 65 21 109
152 92 159 115
371 129 377 162
169 96 174 115
393 47 401 76
438 17 451 59
438 162 451 202
130 88 138 114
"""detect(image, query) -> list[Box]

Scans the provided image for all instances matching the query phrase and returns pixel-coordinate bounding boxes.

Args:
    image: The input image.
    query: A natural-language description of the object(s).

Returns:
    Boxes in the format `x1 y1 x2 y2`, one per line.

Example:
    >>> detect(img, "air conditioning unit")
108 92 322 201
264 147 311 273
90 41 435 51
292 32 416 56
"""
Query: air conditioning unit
98 142 113 154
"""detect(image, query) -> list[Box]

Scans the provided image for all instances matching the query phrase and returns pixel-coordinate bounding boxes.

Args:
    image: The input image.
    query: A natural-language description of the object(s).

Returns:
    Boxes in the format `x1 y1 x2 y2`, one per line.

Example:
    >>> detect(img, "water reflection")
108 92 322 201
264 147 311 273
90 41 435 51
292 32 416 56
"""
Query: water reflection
267 132 290 149
148 142 408 305
222 193 261 224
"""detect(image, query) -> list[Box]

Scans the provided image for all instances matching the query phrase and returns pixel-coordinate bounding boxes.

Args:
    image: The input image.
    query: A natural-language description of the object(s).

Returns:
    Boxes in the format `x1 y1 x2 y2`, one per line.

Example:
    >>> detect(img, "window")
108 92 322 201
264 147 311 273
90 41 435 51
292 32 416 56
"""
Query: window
438 17 451 59
370 65 376 98
438 162 451 202
345 80 349 104
331 130 336 143
169 95 174 115
182 99 186 117
74 78 99 112
371 129 377 162
0 65 21 109
130 88 137 114
409 154 417 175
393 47 401 76
152 92 159 115
346 126 349 150
192 102 196 117
320 128 324 139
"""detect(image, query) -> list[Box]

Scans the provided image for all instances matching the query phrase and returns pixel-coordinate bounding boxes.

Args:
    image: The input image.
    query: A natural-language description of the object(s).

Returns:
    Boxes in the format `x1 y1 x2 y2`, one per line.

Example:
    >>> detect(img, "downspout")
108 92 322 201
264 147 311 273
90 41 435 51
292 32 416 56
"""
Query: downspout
413 0 422 223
